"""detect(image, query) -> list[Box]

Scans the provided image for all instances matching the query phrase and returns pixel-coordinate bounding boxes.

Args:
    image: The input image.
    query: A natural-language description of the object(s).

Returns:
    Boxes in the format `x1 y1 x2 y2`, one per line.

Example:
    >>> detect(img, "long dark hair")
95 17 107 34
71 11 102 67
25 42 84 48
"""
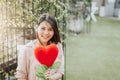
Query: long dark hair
36 13 61 44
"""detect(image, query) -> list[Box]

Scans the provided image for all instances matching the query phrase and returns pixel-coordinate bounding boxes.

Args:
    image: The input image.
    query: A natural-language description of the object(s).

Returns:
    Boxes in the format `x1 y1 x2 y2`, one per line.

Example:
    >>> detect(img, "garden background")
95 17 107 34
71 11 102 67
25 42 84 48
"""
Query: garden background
0 0 120 80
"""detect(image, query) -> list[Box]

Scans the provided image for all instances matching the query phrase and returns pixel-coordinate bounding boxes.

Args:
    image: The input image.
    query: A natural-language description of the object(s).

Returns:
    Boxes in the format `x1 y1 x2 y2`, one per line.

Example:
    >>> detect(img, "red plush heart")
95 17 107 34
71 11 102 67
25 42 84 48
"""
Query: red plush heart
34 44 58 68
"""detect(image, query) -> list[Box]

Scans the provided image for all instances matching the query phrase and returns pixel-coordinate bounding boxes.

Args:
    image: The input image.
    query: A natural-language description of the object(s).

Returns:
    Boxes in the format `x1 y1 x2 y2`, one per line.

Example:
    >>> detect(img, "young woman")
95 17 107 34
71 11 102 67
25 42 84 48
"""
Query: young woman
15 13 64 80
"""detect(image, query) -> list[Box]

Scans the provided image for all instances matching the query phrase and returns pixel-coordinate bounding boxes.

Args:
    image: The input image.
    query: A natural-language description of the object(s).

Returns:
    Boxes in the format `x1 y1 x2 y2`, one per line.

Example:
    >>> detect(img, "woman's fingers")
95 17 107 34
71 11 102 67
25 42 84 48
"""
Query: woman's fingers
45 68 51 79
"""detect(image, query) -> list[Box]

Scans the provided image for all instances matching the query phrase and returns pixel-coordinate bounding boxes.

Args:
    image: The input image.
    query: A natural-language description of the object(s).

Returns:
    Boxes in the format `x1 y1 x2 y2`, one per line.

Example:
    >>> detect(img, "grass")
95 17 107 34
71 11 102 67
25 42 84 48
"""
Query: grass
66 16 120 80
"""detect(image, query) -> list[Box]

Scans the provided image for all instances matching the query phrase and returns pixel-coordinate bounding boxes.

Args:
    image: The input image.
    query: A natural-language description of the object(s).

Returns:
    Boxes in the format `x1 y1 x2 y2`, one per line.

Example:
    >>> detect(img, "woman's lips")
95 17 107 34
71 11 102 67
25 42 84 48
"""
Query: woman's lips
42 35 49 39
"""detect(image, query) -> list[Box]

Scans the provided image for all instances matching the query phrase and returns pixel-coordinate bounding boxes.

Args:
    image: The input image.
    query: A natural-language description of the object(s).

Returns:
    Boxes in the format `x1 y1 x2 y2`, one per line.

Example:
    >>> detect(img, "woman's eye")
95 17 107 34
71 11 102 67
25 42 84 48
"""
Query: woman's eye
41 27 45 30
48 28 53 31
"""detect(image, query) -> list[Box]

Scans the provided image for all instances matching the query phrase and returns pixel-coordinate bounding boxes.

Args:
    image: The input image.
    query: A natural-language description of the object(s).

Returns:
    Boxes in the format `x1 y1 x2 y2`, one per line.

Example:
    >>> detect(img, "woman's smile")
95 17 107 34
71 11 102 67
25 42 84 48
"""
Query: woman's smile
41 35 49 39
37 21 54 45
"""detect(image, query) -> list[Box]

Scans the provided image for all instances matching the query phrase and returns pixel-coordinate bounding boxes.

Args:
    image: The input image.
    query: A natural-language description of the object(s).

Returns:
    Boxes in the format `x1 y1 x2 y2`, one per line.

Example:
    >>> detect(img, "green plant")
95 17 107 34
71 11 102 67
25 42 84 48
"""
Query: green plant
68 0 92 19
0 0 68 40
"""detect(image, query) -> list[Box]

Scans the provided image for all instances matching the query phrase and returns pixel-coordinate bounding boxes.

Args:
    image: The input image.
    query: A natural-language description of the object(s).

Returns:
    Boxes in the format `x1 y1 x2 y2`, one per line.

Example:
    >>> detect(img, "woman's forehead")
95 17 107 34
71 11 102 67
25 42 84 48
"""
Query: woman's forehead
38 21 52 28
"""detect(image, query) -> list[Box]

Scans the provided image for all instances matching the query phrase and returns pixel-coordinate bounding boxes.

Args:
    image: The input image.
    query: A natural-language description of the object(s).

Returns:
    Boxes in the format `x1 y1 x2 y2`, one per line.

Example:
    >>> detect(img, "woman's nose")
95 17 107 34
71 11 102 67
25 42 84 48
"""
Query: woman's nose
44 30 49 34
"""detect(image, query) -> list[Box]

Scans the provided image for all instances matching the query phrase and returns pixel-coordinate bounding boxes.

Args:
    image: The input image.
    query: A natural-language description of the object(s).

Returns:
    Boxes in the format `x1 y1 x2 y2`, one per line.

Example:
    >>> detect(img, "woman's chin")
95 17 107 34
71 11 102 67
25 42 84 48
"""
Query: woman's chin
41 39 49 43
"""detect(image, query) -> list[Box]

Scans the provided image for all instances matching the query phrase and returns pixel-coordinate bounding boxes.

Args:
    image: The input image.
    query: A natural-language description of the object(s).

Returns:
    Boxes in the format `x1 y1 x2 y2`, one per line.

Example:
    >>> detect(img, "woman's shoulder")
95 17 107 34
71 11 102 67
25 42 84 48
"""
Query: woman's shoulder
25 39 38 47
57 42 62 47
56 42 63 50
21 40 37 50
26 40 34 46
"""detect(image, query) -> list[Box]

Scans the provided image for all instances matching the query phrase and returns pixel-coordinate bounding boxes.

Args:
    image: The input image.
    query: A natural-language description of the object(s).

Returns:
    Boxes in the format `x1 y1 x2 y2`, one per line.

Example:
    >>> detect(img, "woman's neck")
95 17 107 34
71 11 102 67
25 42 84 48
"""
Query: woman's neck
41 42 47 47
37 39 48 47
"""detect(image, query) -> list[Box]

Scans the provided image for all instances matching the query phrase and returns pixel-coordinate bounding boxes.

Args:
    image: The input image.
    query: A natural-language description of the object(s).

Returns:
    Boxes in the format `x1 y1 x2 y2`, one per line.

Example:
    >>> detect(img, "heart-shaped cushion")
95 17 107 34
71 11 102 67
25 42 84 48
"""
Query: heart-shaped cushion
34 44 58 68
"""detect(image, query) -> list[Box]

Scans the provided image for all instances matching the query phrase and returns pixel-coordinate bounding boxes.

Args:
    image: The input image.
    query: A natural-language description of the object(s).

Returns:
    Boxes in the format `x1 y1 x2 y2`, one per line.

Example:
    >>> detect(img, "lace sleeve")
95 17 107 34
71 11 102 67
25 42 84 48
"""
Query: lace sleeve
15 46 30 79
50 43 64 80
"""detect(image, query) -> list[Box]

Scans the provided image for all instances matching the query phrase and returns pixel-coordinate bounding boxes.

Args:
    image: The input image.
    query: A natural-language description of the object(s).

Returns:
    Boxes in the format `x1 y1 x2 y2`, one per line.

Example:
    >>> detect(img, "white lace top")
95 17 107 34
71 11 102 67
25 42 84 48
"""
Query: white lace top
15 40 64 80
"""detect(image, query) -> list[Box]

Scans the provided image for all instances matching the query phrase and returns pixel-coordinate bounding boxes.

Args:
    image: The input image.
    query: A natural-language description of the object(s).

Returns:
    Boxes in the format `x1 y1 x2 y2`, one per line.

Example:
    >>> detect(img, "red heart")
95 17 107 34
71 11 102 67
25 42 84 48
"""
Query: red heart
34 44 58 68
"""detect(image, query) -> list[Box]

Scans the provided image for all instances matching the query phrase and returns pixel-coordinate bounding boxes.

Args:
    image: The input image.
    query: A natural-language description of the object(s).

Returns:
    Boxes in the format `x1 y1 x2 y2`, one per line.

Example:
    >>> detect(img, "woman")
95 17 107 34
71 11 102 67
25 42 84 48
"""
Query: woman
15 13 64 80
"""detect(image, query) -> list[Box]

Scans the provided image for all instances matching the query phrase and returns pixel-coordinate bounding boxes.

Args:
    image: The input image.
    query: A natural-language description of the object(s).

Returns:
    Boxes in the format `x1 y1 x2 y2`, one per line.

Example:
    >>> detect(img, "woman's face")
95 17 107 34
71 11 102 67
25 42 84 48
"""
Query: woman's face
37 21 54 45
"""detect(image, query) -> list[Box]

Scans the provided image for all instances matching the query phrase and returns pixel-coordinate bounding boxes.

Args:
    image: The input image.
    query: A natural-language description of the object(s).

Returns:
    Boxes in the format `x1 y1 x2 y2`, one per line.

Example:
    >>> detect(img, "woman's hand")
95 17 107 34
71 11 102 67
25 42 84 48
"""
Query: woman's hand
45 67 62 80
45 68 51 80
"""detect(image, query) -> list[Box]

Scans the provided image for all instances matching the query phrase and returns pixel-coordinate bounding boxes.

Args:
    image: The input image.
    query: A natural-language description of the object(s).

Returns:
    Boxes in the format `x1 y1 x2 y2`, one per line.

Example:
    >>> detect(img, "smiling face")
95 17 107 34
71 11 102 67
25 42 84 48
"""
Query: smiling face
37 21 54 46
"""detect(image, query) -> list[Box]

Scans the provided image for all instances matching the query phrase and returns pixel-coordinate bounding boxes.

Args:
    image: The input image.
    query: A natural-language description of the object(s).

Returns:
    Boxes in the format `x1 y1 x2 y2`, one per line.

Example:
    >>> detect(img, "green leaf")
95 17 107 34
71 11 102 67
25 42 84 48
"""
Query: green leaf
36 71 46 80
51 62 60 69
37 73 45 77
36 73 44 78
41 65 48 72
40 77 46 80
36 66 44 73
36 65 48 79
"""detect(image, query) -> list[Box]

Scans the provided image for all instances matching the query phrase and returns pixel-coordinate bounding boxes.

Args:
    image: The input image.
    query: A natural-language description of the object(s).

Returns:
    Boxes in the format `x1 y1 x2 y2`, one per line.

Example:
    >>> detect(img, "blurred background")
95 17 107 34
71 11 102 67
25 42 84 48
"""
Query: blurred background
0 0 120 80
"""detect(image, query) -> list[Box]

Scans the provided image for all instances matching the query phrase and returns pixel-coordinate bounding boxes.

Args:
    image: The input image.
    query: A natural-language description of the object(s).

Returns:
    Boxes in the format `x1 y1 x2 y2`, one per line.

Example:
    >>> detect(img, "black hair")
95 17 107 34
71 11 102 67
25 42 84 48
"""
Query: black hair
37 13 61 44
